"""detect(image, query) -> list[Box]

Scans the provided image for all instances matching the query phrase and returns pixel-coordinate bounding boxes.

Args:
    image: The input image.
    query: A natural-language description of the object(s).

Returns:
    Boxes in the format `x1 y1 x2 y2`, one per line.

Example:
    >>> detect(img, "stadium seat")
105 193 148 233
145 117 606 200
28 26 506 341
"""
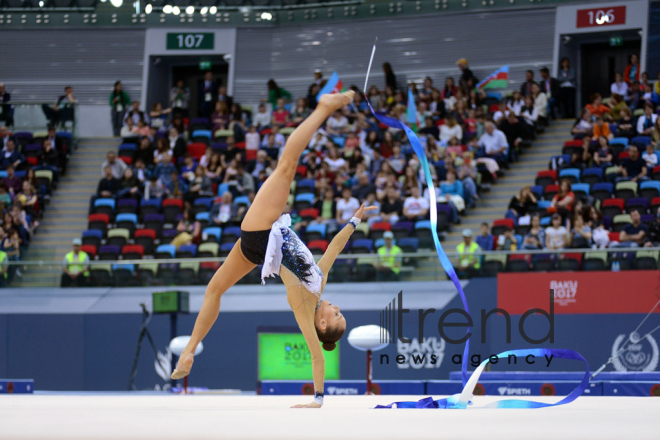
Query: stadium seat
219 242 235 257
192 129 212 142
583 252 608 271
530 185 543 200
299 208 319 222
217 183 230 196
140 198 161 219
351 222 369 240
308 240 329 255
162 198 184 224
506 255 529 272
651 197 660 214
117 198 138 215
571 183 590 199
198 242 219 258
591 182 613 202
610 137 629 147
93 198 117 217
601 198 624 218
144 213 165 236
531 255 555 271
177 244 197 259
98 245 120 261
392 221 413 239
187 142 207 159
177 262 200 285
137 263 158 286
121 244 144 261
134 229 156 255
88 213 109 235
234 195 250 207
559 168 580 184
306 224 326 241
581 168 603 186
558 253 582 271
155 244 176 259
107 228 130 248
640 181 660 200
116 213 138 235
543 184 559 201
202 227 222 243
81 244 97 259
190 118 210 131
635 250 659 270
118 143 137 156
413 220 434 249
615 181 637 201
631 136 651 148
370 222 391 240
82 229 103 248
437 205 452 231
294 193 315 211
354 258 377 282
220 226 240 244
192 197 213 217
492 219 514 236
626 197 649 214
351 239 373 254
482 254 506 276
296 179 316 194
90 264 113 287
612 214 632 232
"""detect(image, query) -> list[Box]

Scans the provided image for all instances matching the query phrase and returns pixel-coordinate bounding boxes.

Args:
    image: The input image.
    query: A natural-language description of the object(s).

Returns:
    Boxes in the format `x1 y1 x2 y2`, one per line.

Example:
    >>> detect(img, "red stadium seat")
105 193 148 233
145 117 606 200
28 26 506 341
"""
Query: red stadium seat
299 208 319 221
564 140 582 148
119 156 133 165
371 222 392 231
162 198 184 209
134 228 157 240
187 142 207 159
296 165 308 177
245 150 257 161
608 231 620 242
121 244 144 260
81 244 97 259
308 240 329 253
88 213 109 224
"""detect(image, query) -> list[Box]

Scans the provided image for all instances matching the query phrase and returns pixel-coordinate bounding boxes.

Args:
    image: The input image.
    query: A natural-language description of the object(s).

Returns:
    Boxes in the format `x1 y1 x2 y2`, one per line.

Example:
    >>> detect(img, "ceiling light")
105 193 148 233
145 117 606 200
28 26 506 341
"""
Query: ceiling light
185 5 194 14
172 5 180 14
260 11 272 20
145 3 152 13
200 6 208 14
38 0 44 6
163 4 172 13
110 0 123 7
209 6 217 14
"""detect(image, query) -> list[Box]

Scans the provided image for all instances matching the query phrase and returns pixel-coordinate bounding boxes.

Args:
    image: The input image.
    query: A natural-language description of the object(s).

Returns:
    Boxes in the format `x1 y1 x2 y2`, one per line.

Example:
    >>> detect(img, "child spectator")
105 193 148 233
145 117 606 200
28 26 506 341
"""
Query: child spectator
522 214 545 250
569 214 592 248
545 213 568 250
642 144 658 169
496 228 517 251
475 222 493 251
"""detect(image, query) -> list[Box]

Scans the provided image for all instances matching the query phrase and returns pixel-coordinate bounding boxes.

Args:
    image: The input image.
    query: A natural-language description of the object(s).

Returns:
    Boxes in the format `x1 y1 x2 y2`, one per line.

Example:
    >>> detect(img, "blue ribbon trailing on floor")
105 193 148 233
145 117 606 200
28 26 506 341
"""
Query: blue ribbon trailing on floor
362 43 590 409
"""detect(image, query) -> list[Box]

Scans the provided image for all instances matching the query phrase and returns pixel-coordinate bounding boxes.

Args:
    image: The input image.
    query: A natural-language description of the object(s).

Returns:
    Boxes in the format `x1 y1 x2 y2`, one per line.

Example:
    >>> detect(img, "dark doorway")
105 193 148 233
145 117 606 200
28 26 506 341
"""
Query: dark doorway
580 40 640 105
172 63 228 119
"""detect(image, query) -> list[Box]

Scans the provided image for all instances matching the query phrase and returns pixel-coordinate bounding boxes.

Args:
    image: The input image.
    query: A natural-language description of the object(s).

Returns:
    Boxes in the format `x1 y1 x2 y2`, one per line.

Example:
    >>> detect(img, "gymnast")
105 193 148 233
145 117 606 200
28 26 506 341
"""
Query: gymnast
171 90 373 407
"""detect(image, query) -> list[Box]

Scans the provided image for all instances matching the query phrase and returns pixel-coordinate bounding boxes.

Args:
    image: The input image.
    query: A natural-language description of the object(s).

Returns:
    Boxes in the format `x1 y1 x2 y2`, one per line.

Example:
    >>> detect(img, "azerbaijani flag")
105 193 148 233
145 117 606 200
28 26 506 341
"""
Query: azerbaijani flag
316 71 345 102
407 87 418 130
476 65 509 90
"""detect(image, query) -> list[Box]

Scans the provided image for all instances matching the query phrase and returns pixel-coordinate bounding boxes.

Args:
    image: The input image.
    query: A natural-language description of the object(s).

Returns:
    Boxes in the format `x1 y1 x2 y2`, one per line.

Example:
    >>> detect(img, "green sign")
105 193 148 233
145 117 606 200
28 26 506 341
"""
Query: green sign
166 32 214 50
609 36 623 47
199 61 212 70
258 333 340 380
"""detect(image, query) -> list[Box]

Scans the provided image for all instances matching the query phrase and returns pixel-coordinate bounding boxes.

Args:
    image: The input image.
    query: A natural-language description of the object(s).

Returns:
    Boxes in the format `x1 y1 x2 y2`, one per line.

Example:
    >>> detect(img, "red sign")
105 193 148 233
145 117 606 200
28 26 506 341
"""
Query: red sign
576 6 626 28
498 271 660 315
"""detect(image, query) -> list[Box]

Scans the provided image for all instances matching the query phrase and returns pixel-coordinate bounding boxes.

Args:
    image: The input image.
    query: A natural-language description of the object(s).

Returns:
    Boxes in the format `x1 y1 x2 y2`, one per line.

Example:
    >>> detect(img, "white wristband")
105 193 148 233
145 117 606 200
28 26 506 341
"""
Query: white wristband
349 217 361 228
314 392 324 405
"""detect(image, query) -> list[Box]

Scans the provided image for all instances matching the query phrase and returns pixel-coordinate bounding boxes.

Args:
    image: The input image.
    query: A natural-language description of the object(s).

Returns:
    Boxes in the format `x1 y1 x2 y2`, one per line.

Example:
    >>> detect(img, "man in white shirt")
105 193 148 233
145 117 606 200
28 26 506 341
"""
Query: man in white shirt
403 186 430 220
336 186 360 224
611 72 629 98
478 122 509 164
636 103 658 136
253 104 271 129
326 110 349 136
260 125 285 148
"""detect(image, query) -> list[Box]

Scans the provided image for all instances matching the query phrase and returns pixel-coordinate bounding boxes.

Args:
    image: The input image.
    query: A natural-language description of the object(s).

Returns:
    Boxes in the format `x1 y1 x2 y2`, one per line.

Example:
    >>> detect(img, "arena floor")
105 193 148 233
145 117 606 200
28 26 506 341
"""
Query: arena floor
2 393 656 439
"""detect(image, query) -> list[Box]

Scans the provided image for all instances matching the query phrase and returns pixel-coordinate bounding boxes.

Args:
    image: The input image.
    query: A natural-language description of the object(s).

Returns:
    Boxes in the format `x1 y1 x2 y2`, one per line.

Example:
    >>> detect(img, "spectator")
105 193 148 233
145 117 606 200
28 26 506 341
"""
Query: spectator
353 172 376 201
379 186 403 225
336 186 360 224
624 53 640 84
291 98 311 126
271 98 291 128
376 231 402 281
557 57 577 118
133 137 154 166
253 104 271 129
507 186 537 221
644 207 660 247
614 209 647 248
642 144 658 169
185 166 213 204
440 116 463 143
531 83 548 126
153 152 177 184
0 183 11 210
611 72 629 99
1 139 24 170
93 165 121 208
569 213 592 248
545 213 568 250
593 136 614 168
476 222 493 251
172 209 202 250
324 147 346 173
520 95 538 131
636 103 657 136
549 179 574 219
17 181 37 219
168 127 187 159
456 228 480 278
144 174 166 200
2 165 22 195
60 238 89 288
478 121 509 164
617 107 636 139
42 86 76 126
199 72 218 120
496 228 517 251
585 93 611 119
539 67 560 119
312 188 338 231
403 186 429 221
571 109 593 138
439 169 464 222
110 81 131 137
117 167 141 200
170 79 190 117
218 85 233 110
508 91 524 116
520 70 538 96
124 101 149 126
101 151 127 179
456 59 476 94
0 231 8 287
266 79 291 108
608 93 628 121
211 191 243 226
500 112 531 151
592 115 613 141
0 126 15 150
617 145 647 183
0 83 12 127
120 118 136 138
164 170 188 200
522 214 545 250
149 102 171 130
132 158 151 184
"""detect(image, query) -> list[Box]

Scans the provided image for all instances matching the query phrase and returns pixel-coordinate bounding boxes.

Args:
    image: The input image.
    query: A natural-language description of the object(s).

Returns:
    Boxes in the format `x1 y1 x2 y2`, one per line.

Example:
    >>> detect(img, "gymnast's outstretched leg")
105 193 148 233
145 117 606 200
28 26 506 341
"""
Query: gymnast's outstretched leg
172 91 354 378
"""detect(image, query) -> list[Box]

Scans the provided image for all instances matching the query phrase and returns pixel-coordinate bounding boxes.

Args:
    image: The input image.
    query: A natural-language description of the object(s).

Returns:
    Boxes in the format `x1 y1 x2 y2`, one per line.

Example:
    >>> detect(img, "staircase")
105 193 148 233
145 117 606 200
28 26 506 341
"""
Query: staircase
14 138 117 287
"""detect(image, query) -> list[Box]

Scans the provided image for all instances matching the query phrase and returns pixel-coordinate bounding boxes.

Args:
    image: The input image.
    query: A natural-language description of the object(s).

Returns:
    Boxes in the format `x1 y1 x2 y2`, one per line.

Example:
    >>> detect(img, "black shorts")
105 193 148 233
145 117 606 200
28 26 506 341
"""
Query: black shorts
240 229 271 265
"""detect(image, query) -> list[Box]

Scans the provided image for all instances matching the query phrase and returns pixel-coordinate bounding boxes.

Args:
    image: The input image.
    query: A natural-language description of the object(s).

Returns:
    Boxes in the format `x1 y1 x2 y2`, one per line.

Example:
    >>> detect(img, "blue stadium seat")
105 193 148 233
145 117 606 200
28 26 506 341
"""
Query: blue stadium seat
306 223 326 240
116 213 138 226
631 136 651 147
571 183 590 197
202 227 222 243
155 244 176 259
177 244 198 258
234 195 250 207
398 237 419 252
112 263 135 273
582 167 603 185
94 198 116 210
217 183 230 196
192 130 212 140
540 216 551 226
196 212 211 222
610 137 629 147
351 239 373 253
537 200 552 209
194 197 213 210
374 238 395 249
640 181 660 200
558 168 581 183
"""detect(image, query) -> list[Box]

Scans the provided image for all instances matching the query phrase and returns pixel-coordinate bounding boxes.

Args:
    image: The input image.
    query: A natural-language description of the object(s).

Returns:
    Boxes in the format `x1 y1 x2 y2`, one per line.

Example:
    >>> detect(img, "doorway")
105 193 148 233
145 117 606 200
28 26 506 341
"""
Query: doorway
580 40 641 105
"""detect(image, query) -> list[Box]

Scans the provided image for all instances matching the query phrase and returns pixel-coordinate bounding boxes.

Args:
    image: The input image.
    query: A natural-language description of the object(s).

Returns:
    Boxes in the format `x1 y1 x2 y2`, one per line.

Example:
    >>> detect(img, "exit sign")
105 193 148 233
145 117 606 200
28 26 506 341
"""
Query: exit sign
166 33 214 50
610 36 623 47
576 6 626 28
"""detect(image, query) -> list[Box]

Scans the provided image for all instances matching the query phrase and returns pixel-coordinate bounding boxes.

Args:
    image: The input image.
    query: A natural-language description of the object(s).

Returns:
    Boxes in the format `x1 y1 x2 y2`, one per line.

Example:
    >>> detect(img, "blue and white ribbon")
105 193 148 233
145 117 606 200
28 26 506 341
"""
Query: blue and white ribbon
362 42 590 409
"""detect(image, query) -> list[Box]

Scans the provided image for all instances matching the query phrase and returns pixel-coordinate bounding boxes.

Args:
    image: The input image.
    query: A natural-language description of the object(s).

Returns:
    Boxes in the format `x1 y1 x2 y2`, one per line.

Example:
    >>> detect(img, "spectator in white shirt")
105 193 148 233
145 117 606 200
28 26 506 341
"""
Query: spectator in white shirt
245 125 260 151
611 72 629 98
260 125 285 148
493 101 509 125
252 103 271 129
308 129 328 152
479 122 509 163
326 109 349 136
507 91 524 116
336 186 360 224
642 143 658 168
637 103 658 136
440 116 463 143
324 147 346 172
403 186 430 220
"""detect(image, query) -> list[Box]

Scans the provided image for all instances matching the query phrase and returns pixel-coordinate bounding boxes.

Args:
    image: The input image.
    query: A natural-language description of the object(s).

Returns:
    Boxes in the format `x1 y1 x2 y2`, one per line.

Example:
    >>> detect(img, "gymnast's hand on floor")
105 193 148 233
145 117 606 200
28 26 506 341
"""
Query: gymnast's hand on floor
354 203 377 220
291 401 322 408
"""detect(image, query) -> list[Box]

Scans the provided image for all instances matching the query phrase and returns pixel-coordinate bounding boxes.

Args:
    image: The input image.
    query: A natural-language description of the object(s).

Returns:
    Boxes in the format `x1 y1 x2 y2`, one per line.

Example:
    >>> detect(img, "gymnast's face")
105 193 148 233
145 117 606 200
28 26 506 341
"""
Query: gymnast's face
315 300 346 334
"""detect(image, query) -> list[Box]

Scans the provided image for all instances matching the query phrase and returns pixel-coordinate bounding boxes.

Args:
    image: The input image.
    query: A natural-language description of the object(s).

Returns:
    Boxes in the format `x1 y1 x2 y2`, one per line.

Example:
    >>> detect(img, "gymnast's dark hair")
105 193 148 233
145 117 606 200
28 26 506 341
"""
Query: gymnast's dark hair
317 324 345 352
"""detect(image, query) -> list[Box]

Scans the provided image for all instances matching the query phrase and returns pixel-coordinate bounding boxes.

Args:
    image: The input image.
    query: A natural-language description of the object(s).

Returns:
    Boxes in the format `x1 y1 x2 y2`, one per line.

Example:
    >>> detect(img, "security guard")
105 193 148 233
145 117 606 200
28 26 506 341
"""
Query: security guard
61 238 90 287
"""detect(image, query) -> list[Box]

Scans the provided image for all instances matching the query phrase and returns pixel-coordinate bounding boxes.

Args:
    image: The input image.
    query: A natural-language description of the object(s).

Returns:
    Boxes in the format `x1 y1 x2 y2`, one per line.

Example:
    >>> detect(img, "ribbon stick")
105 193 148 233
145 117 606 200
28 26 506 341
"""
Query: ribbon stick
364 41 590 409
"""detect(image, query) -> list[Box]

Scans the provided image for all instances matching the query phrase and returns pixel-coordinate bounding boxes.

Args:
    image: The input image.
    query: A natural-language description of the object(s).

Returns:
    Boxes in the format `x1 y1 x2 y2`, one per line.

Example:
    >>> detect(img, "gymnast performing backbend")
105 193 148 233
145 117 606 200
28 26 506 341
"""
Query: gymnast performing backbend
171 90 371 408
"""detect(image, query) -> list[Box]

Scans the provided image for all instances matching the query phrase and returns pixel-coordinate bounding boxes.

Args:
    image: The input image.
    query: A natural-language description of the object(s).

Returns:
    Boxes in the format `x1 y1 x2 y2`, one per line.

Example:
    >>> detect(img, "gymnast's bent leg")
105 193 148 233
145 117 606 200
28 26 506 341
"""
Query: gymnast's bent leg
172 91 354 378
